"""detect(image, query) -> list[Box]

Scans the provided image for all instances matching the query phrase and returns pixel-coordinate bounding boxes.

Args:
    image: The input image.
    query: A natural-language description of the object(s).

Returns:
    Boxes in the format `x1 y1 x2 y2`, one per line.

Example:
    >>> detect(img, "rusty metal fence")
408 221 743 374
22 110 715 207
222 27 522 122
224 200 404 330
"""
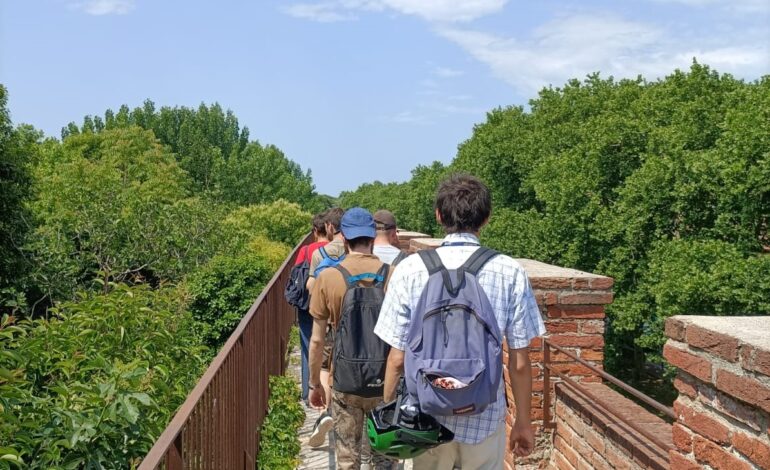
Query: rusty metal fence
542 338 675 461
138 233 312 470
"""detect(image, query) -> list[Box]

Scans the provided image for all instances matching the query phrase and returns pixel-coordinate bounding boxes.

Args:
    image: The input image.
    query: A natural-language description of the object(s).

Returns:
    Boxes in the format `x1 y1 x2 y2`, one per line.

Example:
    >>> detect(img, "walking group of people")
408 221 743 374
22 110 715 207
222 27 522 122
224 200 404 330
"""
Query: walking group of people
286 174 546 470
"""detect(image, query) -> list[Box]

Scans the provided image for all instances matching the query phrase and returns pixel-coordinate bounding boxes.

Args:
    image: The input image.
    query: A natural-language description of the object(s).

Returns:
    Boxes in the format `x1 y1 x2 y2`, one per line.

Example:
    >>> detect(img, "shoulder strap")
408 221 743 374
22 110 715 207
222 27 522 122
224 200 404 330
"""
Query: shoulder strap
417 249 444 275
461 247 499 276
375 263 390 288
319 246 329 260
391 250 408 266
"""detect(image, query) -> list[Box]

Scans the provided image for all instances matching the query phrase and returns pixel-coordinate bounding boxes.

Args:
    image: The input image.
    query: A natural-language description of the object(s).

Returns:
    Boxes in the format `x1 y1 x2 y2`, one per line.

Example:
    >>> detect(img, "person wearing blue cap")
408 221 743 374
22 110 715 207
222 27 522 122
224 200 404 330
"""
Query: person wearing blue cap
308 207 395 469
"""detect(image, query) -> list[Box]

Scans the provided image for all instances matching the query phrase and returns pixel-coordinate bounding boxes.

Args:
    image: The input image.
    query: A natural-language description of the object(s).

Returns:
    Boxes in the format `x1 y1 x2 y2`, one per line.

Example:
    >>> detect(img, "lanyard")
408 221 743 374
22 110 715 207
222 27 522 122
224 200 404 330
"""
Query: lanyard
440 241 480 247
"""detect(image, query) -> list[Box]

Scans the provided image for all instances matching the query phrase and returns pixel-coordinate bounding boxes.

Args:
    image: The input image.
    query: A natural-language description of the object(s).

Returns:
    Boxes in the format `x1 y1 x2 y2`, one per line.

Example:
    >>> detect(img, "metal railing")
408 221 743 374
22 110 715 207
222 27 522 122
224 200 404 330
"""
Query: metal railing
542 339 675 460
138 233 312 470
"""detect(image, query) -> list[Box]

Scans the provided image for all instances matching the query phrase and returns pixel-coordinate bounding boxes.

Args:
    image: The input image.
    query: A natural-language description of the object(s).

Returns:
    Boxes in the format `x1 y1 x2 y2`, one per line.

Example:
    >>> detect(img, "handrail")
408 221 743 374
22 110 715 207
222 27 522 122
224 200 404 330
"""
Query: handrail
139 232 313 470
542 338 674 459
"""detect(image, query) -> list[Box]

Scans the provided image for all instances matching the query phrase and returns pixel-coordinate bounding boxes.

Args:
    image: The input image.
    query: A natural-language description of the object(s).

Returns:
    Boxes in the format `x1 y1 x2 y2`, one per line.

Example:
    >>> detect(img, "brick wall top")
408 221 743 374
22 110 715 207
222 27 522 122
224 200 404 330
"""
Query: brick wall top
666 315 770 377
407 238 614 293
396 231 430 251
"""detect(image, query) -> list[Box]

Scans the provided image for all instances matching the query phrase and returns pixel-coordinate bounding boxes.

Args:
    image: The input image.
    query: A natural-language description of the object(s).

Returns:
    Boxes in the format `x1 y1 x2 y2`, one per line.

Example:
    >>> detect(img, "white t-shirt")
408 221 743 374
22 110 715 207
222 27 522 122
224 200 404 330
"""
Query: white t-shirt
373 244 403 264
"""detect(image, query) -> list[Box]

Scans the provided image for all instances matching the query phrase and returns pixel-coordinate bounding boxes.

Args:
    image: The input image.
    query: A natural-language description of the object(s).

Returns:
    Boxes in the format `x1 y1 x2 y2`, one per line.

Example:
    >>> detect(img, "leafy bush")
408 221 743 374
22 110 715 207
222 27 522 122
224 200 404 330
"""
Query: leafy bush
27 127 225 302
222 200 310 247
257 375 305 470
0 284 207 468
187 240 289 351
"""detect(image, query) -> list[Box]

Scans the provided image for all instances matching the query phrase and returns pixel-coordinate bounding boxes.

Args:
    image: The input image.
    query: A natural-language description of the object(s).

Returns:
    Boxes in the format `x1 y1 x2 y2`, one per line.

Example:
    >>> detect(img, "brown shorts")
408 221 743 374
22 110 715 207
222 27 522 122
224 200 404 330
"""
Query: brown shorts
321 325 334 371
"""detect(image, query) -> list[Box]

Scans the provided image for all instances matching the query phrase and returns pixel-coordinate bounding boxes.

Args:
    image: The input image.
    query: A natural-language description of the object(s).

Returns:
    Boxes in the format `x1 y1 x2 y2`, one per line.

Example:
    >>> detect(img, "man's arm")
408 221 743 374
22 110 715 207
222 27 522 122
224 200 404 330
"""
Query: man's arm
306 250 320 291
383 348 404 402
309 317 328 389
508 347 534 456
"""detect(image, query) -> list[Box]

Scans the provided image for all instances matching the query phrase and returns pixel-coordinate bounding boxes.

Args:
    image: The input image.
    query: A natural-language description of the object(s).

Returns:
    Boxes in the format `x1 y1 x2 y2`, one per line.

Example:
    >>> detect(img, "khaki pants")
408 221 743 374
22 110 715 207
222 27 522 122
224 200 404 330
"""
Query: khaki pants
412 421 506 469
332 390 395 470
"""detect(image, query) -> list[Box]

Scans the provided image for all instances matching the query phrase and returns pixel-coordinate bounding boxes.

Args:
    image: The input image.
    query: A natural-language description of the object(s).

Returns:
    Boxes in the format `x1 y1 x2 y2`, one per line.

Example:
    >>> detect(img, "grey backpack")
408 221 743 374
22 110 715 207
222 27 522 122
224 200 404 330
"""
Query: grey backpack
332 263 391 398
404 247 503 416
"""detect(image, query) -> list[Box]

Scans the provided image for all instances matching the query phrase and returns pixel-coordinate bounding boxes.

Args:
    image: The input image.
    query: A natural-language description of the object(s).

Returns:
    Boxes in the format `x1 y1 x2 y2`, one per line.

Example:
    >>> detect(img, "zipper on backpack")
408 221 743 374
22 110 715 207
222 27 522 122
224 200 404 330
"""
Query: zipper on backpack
424 304 496 341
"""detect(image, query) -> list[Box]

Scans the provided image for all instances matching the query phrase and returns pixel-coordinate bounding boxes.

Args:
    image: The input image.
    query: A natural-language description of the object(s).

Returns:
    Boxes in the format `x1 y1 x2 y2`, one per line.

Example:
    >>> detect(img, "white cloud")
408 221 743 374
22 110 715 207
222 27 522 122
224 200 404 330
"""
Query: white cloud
284 0 507 23
382 111 434 125
433 66 464 77
284 3 358 22
72 0 134 15
438 14 769 95
651 0 770 13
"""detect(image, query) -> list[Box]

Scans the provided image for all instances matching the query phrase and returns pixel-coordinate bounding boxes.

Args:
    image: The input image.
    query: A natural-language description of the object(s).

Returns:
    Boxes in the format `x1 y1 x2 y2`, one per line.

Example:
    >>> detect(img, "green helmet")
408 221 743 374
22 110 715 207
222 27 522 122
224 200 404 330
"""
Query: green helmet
367 399 454 460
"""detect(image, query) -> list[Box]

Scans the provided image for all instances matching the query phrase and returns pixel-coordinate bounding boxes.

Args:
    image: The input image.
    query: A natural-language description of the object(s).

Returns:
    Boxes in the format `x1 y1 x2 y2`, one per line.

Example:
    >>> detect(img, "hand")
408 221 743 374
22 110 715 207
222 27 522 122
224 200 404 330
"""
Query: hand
309 386 326 410
508 420 534 457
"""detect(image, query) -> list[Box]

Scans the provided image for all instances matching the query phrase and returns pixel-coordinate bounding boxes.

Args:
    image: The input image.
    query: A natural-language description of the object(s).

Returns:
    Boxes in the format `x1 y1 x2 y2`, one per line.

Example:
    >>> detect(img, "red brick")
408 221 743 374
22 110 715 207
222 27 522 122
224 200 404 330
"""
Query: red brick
664 344 713 382
716 369 770 414
604 442 632 470
532 379 544 392
558 292 614 305
669 451 702 470
589 451 612 470
550 349 580 363
580 376 602 383
548 335 605 349
572 278 592 289
552 449 577 470
546 320 580 334
686 324 740 362
674 400 730 445
547 305 605 319
581 321 605 335
584 426 605 454
532 277 574 289
589 277 614 289
580 349 604 362
693 435 751 470
666 317 688 341
672 423 694 453
555 434 579 468
733 432 770 469
530 337 543 348
552 363 599 377
674 376 698 399
536 291 558 306
743 346 770 378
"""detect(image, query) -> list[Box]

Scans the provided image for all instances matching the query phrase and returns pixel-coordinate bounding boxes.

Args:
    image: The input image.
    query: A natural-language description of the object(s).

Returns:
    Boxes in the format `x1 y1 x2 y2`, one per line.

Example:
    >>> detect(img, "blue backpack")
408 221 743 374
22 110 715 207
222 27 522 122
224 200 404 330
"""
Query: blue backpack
404 247 503 416
314 246 346 278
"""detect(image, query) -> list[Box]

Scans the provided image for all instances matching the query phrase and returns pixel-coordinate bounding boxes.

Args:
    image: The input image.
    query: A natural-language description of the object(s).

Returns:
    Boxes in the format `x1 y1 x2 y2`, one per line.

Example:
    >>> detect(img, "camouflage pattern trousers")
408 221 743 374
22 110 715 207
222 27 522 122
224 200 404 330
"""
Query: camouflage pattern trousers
332 390 395 470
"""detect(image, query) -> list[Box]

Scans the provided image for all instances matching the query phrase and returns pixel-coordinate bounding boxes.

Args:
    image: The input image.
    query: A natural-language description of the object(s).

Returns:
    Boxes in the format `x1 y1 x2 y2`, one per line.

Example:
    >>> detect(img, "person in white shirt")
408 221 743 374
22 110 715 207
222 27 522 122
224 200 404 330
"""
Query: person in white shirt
375 174 546 469
372 209 403 264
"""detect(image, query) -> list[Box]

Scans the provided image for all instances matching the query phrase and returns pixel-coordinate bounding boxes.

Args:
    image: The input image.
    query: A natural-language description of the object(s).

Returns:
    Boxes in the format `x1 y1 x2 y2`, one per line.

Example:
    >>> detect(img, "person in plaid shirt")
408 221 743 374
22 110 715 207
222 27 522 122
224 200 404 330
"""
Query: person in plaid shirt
374 174 546 469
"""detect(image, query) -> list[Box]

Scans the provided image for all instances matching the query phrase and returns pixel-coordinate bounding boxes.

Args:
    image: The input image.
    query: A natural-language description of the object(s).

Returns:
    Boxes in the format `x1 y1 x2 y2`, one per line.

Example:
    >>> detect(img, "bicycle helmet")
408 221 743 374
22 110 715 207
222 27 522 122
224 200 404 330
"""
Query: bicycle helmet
367 398 454 460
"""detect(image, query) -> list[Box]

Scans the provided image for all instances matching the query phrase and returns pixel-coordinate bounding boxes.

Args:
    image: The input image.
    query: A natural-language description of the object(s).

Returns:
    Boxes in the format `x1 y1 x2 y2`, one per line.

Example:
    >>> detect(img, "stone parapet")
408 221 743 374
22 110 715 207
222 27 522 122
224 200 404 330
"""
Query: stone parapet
665 315 770 470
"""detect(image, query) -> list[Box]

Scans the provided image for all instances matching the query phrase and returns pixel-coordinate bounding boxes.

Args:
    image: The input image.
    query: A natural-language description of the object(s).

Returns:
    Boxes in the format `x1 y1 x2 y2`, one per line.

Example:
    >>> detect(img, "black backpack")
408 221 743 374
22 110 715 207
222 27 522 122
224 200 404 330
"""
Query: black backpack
332 263 391 398
284 246 310 310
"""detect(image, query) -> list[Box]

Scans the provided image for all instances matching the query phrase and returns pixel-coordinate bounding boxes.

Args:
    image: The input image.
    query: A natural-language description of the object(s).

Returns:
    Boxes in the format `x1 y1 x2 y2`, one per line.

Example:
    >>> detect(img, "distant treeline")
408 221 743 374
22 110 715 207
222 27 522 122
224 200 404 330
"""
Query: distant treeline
339 63 770 392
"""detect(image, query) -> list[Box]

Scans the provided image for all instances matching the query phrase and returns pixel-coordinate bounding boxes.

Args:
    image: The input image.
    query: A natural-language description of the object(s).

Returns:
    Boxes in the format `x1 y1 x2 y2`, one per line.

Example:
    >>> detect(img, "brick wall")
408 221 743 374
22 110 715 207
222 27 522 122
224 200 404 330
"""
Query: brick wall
665 316 770 470
547 382 673 470
407 238 614 469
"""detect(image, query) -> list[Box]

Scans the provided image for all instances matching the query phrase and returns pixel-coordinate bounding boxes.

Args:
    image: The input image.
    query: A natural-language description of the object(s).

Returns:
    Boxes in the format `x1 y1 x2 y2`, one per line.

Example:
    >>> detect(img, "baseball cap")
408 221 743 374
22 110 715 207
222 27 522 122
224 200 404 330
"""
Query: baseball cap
341 207 376 239
374 210 397 231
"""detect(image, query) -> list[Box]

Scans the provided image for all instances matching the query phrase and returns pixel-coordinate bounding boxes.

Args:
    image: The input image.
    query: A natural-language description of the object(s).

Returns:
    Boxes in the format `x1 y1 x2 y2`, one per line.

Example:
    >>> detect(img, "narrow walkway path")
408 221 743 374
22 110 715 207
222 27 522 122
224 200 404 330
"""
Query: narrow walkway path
288 345 410 469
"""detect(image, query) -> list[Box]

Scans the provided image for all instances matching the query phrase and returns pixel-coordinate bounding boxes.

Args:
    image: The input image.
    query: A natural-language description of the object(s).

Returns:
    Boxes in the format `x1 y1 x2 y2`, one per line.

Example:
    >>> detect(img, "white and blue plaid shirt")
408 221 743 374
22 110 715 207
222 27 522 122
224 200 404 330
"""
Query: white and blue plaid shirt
374 233 546 444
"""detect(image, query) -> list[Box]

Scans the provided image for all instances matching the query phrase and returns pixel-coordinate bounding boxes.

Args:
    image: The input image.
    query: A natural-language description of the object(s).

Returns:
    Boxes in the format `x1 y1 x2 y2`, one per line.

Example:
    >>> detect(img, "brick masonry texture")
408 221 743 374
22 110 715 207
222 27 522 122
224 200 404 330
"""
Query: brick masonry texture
666 315 770 470
547 383 671 470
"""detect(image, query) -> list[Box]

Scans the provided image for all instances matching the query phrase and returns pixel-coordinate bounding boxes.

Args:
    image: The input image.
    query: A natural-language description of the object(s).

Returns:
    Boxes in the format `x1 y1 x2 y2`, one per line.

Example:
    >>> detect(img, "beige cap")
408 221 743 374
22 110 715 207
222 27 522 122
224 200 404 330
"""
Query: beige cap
373 209 397 230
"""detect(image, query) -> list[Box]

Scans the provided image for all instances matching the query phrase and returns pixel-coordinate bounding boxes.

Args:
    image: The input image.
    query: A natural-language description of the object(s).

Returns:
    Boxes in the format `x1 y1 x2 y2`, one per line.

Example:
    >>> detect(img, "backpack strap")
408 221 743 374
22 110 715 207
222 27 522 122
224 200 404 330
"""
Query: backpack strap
461 247 499 276
391 250 408 267
419 249 464 296
417 249 444 275
335 264 389 288
319 246 329 260
374 263 390 288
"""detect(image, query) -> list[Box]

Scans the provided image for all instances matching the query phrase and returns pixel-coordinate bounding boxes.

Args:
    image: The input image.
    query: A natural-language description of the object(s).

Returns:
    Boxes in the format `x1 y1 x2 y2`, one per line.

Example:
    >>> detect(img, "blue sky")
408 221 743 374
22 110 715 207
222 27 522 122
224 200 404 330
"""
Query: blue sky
1 0 768 196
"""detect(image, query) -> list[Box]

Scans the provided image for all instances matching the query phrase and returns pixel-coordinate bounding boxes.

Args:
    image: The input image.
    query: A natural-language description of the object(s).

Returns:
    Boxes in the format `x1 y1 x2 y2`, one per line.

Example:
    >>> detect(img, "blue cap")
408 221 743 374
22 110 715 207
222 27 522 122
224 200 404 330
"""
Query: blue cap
341 207 376 239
